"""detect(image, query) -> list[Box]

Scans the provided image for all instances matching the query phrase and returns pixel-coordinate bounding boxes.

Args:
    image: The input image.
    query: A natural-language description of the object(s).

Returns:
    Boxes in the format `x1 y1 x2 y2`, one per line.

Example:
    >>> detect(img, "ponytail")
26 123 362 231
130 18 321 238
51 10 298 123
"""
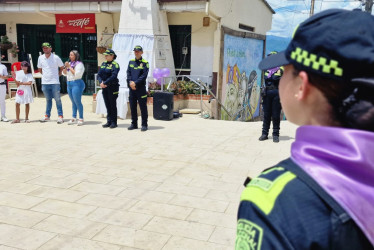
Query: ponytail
339 82 374 132
294 67 374 132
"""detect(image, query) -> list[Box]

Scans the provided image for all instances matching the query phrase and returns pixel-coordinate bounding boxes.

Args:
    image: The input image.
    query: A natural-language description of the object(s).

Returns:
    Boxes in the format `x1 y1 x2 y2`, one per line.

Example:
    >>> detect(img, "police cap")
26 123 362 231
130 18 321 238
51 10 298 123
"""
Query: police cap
259 9 374 86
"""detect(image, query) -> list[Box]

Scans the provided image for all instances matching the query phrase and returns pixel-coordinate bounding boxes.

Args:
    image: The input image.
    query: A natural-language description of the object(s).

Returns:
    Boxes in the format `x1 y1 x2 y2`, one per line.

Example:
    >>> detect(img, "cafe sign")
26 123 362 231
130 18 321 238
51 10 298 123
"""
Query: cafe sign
55 14 96 33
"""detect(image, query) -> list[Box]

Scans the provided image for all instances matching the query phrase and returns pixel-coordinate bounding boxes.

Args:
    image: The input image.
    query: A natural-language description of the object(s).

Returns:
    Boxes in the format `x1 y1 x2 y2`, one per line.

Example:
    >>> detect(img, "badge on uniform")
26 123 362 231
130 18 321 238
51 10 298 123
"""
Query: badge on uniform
140 63 143 67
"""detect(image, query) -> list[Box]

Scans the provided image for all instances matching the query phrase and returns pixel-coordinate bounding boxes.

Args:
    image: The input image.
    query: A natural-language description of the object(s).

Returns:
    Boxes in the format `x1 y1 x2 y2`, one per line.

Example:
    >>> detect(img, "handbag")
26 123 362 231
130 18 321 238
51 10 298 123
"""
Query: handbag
17 89 24 96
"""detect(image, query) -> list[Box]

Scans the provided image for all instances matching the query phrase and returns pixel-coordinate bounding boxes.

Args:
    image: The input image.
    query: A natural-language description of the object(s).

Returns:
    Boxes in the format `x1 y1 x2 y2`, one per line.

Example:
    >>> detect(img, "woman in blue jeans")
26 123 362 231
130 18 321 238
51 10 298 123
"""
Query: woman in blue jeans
62 50 85 126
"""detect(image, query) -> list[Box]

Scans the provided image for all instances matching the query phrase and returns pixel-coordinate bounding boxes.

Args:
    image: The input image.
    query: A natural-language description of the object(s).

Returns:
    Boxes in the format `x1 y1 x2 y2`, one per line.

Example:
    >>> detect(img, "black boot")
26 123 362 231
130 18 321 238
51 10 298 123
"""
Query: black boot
128 124 138 130
110 123 117 129
141 125 148 132
259 134 268 141
102 122 111 128
273 136 279 143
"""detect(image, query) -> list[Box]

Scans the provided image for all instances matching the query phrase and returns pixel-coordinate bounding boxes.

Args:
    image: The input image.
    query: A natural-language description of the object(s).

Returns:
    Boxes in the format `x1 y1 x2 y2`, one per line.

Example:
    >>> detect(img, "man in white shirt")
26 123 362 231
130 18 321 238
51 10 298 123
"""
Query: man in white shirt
0 61 8 122
37 42 64 123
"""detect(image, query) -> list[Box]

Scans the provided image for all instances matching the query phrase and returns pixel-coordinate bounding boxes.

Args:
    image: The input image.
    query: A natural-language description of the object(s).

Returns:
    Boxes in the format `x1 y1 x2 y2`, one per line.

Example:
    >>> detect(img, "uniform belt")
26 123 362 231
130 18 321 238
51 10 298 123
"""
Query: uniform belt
267 85 278 90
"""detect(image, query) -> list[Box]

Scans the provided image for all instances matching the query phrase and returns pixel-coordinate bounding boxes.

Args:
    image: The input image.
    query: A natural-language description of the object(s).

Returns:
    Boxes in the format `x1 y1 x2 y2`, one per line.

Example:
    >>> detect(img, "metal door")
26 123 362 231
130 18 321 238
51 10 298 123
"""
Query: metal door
17 24 97 94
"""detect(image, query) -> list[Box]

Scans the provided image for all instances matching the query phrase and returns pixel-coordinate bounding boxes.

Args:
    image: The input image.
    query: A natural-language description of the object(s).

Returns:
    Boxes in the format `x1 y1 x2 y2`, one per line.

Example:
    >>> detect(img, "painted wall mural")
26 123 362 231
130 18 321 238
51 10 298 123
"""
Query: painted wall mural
221 34 264 121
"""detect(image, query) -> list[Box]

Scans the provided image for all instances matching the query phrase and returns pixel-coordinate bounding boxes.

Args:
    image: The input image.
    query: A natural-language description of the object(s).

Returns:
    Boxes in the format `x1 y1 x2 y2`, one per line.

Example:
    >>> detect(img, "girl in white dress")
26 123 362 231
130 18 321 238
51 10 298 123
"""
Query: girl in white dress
12 61 34 123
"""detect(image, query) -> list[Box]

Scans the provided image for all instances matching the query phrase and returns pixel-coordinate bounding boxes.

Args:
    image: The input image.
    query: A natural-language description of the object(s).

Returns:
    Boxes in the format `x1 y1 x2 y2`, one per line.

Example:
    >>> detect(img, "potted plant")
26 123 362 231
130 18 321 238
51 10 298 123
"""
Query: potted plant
0 35 13 50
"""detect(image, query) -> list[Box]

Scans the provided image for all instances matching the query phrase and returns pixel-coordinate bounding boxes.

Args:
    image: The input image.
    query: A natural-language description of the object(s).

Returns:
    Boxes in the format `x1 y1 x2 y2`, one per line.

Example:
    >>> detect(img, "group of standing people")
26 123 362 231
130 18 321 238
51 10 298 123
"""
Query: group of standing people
0 42 149 130
97 45 149 131
38 42 85 125
0 42 86 125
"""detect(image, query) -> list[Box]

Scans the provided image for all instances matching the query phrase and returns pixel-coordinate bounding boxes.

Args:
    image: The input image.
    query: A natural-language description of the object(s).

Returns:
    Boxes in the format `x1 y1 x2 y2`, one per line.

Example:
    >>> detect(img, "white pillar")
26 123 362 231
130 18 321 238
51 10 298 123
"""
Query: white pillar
118 0 175 72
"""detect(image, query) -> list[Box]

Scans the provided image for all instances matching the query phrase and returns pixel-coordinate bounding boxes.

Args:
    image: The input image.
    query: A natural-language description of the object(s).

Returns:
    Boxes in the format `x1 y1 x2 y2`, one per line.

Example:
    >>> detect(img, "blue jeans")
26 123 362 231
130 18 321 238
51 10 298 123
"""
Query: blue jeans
42 84 63 117
67 80 85 119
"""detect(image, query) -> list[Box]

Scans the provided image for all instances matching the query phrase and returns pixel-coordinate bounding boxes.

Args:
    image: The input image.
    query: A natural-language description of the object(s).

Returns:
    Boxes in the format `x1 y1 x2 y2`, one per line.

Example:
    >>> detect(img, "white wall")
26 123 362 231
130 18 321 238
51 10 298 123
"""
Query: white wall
209 0 273 35
167 12 216 79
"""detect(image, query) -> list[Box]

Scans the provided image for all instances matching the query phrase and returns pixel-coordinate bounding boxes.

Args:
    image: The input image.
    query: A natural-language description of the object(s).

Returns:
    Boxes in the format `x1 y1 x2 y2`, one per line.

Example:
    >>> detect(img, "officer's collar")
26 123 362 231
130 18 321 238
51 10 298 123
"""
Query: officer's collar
135 57 142 61
106 60 113 64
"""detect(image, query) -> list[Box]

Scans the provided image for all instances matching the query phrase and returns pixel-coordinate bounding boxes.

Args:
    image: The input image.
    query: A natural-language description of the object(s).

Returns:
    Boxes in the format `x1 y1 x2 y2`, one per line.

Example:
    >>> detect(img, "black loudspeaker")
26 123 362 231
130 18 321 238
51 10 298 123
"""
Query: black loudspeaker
153 92 174 120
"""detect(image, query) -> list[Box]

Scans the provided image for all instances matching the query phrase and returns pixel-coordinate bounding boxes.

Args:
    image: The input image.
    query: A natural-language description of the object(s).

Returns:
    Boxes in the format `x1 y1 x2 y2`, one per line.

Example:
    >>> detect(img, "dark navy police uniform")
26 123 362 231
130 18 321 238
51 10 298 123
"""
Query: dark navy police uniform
236 159 373 250
261 66 283 140
97 51 120 128
126 52 149 129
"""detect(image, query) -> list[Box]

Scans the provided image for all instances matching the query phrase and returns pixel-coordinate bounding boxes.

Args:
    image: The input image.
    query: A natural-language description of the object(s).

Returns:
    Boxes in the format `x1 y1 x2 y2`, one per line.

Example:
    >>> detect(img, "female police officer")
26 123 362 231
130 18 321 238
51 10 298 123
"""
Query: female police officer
97 49 120 129
236 9 374 249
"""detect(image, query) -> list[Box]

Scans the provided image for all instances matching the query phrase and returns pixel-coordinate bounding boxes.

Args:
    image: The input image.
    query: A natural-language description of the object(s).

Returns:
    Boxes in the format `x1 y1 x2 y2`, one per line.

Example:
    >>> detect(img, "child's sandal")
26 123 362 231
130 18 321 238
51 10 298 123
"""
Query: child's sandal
25 119 30 123
11 119 20 124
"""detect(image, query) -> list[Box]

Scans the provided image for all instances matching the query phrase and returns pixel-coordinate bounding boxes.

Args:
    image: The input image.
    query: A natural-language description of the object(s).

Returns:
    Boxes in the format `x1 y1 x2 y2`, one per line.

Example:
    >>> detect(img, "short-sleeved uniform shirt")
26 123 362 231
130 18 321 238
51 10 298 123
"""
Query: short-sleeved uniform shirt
37 53 63 85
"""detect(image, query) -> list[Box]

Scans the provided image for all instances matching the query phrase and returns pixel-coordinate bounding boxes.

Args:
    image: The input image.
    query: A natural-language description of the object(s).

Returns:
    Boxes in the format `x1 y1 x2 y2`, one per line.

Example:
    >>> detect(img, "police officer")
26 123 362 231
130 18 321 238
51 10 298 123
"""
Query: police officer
127 45 149 132
97 49 120 129
236 9 374 249
259 51 283 143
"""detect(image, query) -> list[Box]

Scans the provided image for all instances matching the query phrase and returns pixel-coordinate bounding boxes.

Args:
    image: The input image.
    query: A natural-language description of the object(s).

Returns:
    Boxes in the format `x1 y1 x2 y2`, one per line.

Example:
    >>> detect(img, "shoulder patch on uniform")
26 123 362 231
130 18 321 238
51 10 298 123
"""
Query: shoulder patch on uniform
113 62 119 68
241 170 296 215
235 219 263 250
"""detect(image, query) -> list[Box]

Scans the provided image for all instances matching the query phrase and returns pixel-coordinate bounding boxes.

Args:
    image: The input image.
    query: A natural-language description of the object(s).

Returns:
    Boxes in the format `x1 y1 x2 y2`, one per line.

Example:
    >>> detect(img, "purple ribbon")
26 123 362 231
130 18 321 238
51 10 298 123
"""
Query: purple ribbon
291 126 374 245
69 61 81 70
267 67 279 78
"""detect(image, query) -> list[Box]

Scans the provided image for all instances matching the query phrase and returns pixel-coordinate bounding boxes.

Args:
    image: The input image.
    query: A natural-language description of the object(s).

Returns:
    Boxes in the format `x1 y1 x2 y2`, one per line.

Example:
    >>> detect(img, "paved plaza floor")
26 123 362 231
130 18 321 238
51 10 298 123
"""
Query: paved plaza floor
0 94 297 249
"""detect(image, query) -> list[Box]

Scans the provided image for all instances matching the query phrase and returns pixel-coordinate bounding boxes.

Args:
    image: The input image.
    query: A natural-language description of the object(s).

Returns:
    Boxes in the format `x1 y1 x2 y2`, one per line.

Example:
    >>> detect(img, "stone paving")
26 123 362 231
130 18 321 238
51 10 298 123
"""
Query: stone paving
0 94 297 249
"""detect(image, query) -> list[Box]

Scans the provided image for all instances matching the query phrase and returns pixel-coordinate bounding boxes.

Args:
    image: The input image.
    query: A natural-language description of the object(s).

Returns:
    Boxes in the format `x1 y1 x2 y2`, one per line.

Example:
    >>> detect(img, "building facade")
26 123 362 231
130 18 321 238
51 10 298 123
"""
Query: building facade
0 0 274 114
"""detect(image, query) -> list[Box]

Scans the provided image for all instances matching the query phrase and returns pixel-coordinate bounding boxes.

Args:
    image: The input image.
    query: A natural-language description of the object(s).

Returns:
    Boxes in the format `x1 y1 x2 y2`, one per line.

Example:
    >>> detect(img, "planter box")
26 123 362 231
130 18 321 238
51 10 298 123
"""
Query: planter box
147 94 212 114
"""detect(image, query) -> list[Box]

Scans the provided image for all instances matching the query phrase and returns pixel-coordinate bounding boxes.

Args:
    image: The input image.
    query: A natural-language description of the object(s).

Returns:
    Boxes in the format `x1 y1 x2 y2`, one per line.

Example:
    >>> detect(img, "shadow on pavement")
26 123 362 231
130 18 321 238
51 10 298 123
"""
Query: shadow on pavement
83 121 102 126
279 136 294 141
116 124 165 130
148 126 165 130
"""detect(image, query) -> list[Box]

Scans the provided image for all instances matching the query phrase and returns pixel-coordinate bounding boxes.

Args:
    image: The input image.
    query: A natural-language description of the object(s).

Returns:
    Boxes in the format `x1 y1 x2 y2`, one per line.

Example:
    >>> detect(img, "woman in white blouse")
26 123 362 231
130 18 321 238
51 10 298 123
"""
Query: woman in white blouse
62 50 85 126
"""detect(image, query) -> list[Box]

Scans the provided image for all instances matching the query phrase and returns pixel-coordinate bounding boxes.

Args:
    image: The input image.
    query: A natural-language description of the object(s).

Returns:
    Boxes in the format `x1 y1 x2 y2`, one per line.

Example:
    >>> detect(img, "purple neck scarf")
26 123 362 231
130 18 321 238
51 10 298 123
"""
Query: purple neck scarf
291 126 374 245
69 61 81 69
267 67 279 78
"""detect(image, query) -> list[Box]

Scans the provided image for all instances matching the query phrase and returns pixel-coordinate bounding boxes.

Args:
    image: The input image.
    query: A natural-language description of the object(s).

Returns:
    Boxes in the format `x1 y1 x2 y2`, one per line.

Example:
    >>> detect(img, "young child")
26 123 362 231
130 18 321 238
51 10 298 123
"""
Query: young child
12 61 34 123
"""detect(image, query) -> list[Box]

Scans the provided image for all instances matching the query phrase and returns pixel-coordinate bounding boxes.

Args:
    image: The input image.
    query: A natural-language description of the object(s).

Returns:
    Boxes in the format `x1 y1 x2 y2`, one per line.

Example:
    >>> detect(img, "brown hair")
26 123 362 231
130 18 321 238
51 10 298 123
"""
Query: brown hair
293 67 374 132
21 61 32 74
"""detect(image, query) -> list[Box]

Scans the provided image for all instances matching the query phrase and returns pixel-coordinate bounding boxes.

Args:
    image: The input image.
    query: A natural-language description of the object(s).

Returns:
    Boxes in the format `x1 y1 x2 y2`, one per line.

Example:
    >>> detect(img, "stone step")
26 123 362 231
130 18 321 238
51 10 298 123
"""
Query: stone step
179 109 201 114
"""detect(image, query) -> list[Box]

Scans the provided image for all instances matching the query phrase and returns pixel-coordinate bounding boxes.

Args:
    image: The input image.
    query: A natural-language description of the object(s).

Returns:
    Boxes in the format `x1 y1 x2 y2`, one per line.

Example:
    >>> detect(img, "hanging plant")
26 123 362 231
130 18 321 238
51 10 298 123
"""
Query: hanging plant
96 33 113 54
0 35 13 50
96 46 107 54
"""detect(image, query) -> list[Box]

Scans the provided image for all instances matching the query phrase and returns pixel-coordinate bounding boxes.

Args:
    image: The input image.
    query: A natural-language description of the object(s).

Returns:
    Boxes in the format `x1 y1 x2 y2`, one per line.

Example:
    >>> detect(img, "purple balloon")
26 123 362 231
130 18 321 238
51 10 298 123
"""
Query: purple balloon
153 68 162 78
156 78 162 85
161 68 170 77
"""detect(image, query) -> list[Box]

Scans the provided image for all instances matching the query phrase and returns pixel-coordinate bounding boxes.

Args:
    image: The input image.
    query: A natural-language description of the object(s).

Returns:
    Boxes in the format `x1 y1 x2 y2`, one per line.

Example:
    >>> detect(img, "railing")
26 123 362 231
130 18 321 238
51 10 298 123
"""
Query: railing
149 75 232 119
